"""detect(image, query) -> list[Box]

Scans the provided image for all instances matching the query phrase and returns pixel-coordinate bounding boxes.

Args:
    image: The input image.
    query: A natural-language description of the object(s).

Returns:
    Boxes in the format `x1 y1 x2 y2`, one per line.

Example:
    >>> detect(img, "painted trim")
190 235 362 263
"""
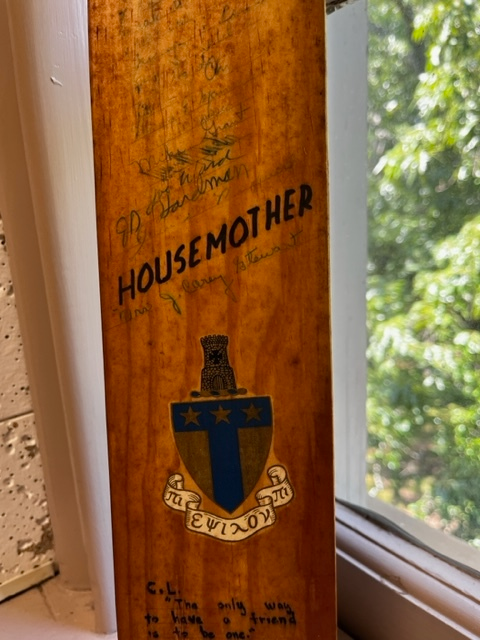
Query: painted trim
0 0 90 591
0 564 56 604
337 502 480 639
327 0 368 506
366 497 480 576
5 0 116 632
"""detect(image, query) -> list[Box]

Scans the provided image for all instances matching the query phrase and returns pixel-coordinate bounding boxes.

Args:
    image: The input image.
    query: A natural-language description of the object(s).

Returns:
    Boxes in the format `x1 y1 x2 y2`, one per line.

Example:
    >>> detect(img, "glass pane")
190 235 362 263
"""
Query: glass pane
367 0 480 548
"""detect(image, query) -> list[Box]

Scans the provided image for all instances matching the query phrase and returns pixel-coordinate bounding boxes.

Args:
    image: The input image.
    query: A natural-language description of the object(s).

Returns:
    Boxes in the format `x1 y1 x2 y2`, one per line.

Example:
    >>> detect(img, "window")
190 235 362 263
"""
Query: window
368 0 480 555
328 1 480 637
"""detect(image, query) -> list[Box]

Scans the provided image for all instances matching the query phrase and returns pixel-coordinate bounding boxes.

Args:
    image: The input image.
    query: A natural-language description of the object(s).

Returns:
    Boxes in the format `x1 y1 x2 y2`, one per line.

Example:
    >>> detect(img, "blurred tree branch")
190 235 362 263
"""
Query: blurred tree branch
327 0 360 15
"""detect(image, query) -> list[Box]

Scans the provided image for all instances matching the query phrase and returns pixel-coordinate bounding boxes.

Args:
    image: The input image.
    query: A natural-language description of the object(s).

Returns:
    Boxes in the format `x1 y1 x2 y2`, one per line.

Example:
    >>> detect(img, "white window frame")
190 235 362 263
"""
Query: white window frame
0 0 478 637
328 2 480 638
1 0 116 633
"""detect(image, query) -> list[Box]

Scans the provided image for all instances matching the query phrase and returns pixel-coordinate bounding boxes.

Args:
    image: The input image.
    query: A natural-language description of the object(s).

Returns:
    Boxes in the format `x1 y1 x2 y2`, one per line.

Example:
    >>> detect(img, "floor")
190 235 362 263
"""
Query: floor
0 575 352 639
0 576 115 640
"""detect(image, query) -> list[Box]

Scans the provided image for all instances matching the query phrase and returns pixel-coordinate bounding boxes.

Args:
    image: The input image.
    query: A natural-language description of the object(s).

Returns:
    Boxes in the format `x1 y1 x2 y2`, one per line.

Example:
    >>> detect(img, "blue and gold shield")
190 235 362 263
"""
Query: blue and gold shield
171 396 273 513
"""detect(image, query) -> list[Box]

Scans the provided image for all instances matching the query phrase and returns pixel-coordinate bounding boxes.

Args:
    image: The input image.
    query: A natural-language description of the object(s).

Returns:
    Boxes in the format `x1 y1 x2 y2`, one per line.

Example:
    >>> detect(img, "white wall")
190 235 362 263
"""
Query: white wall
1 0 115 632
0 214 55 601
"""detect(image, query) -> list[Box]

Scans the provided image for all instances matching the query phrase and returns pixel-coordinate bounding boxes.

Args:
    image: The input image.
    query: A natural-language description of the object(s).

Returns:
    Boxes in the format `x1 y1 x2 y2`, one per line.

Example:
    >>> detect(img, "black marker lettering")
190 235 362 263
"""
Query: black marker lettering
154 251 172 284
116 184 315 305
206 224 227 259
229 216 249 248
265 194 281 230
299 183 313 217
146 581 156 595
284 188 296 221
247 206 259 237
174 244 187 274
118 269 135 305
189 235 202 268
137 262 154 294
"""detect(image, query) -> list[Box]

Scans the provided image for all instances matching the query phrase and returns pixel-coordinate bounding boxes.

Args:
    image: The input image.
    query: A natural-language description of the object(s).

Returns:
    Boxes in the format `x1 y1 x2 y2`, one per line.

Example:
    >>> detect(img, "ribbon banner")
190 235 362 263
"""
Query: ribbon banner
164 465 294 542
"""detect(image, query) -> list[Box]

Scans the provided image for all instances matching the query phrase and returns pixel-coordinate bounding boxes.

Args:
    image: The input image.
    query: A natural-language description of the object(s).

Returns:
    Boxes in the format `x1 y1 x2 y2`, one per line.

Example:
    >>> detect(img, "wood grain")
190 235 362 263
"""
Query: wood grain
89 0 336 638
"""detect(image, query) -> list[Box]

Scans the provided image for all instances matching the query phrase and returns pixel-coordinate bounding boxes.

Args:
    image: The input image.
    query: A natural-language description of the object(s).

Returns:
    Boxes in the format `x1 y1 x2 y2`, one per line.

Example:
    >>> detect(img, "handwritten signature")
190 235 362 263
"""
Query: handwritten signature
234 230 303 273
160 292 182 314
116 210 146 256
182 273 237 302
145 162 249 220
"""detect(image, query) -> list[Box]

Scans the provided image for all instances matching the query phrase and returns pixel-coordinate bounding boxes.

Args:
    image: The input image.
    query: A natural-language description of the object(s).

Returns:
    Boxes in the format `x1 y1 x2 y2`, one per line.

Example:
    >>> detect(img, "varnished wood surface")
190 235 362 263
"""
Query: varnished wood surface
89 0 336 638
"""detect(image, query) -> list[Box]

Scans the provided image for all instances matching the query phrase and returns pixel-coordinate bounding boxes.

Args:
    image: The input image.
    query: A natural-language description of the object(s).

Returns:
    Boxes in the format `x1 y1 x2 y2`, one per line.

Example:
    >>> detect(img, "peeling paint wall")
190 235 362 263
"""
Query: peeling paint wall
0 214 55 597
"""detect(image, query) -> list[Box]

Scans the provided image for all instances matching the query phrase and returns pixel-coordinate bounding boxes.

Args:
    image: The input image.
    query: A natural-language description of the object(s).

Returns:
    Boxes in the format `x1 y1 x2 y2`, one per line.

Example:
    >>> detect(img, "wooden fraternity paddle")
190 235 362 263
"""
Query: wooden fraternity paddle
89 0 336 637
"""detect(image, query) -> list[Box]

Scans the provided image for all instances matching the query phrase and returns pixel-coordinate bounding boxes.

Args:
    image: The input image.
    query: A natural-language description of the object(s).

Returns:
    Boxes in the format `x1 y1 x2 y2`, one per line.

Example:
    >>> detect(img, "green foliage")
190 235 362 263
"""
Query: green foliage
368 0 480 545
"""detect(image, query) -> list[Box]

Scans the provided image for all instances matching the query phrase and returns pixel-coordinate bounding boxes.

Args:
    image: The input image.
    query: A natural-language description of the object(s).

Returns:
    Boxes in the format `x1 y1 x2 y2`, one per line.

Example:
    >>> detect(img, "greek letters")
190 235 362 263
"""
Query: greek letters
163 465 293 542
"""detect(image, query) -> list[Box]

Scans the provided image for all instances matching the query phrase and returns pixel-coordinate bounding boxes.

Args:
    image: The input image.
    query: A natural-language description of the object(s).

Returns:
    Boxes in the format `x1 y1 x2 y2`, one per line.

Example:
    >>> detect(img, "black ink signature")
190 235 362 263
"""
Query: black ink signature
182 274 237 302
199 53 226 81
115 210 146 256
160 292 182 314
200 104 250 137
134 136 236 183
220 0 266 24
146 163 249 219
113 302 153 326
234 230 303 273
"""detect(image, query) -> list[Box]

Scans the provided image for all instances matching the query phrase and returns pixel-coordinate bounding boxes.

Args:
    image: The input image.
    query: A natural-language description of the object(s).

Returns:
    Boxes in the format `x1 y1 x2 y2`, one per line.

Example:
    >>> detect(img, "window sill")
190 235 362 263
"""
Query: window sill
5 507 477 640
336 502 480 639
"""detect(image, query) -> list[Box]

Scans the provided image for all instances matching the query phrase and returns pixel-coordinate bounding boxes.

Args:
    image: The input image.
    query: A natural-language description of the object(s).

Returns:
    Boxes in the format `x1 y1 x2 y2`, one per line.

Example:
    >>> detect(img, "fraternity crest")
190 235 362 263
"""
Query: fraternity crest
163 335 294 542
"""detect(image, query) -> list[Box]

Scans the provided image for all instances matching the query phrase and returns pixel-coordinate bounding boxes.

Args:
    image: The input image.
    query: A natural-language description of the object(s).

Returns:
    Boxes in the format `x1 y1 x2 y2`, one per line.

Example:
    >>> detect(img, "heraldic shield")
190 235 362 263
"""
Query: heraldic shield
171 335 273 514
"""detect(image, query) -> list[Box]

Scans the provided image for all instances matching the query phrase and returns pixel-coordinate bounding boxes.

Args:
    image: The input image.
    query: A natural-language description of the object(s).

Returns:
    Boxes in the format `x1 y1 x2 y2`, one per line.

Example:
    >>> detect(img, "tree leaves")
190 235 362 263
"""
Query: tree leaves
368 0 480 544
